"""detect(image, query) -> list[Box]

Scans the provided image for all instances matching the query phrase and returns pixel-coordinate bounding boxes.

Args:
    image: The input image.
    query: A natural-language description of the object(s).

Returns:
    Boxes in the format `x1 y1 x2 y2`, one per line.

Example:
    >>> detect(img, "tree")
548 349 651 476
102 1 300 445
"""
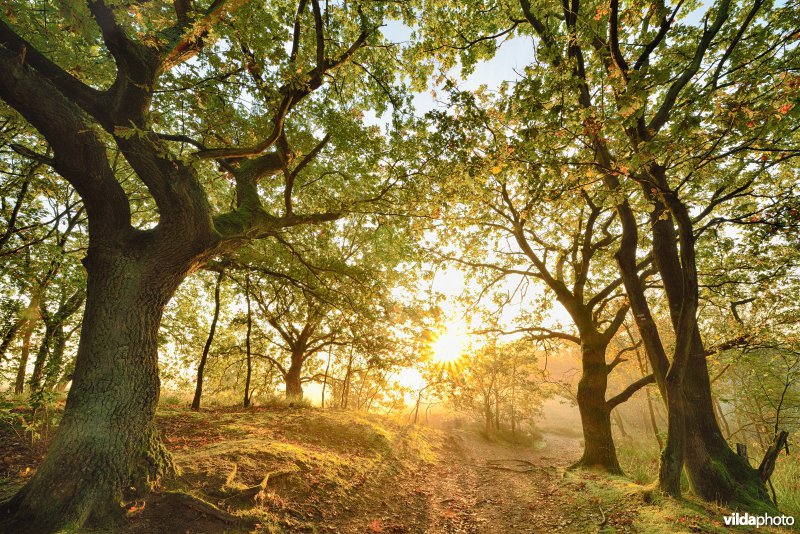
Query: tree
0 0 411 528
190 269 224 410
447 338 547 436
422 86 656 472
418 0 798 507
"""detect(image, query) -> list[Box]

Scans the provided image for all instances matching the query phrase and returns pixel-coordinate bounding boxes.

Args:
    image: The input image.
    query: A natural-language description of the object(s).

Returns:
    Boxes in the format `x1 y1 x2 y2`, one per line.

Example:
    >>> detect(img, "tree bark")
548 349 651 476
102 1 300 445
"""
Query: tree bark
647 191 771 507
4 246 188 530
284 350 304 401
574 341 622 474
191 271 223 411
14 292 40 395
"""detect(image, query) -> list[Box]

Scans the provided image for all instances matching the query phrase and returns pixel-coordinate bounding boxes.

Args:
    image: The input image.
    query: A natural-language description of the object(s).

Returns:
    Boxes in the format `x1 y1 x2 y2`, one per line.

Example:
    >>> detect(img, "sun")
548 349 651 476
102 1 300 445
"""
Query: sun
430 322 469 364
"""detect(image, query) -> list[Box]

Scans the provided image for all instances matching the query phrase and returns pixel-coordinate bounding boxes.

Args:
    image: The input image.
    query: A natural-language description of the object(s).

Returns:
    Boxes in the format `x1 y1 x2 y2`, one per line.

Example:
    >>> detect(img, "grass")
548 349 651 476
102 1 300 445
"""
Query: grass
152 406 443 532
773 454 800 519
614 435 800 531
3 400 798 532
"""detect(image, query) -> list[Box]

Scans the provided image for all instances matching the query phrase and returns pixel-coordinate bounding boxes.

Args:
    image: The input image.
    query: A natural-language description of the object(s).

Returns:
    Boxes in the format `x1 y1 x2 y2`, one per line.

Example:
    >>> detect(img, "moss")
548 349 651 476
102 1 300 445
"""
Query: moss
148 406 445 532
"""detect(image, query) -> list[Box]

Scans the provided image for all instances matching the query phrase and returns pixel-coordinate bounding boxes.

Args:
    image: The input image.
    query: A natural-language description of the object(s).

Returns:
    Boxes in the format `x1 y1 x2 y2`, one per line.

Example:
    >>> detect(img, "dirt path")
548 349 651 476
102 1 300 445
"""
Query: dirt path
330 429 601 533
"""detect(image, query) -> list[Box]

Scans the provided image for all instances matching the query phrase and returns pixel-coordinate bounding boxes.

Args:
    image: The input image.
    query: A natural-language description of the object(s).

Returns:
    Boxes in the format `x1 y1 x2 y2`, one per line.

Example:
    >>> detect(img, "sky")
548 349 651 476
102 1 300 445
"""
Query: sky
368 23 573 352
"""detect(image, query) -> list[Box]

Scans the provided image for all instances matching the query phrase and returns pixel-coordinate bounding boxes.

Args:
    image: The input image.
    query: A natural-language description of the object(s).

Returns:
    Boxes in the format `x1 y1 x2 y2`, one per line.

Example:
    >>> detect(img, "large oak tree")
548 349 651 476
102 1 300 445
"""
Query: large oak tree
0 0 411 529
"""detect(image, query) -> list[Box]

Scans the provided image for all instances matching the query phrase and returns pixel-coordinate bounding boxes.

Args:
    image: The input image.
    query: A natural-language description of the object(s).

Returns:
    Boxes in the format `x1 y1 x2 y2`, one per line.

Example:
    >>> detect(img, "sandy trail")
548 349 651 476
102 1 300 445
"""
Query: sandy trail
331 429 596 533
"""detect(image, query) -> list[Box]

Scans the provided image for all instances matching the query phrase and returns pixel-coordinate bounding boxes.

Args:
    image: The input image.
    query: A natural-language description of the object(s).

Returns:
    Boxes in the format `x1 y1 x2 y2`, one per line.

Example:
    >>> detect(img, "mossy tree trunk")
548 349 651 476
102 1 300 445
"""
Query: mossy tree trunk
0 8 348 529
650 190 770 506
6 243 198 530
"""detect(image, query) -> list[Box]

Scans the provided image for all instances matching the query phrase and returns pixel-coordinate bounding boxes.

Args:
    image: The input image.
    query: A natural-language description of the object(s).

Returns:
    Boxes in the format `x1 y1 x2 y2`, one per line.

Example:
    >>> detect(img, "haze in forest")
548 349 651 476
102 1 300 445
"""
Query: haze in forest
0 0 799 532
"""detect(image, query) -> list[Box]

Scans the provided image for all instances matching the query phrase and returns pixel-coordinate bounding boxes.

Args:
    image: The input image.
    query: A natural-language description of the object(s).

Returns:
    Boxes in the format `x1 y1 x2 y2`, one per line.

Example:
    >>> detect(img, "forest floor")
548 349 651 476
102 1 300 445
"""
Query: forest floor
0 405 793 533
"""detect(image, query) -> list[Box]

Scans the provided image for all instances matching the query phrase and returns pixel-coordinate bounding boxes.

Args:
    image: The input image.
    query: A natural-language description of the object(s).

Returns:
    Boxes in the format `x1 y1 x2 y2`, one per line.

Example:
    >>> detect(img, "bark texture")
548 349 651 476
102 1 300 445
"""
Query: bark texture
4 242 196 530
573 343 622 473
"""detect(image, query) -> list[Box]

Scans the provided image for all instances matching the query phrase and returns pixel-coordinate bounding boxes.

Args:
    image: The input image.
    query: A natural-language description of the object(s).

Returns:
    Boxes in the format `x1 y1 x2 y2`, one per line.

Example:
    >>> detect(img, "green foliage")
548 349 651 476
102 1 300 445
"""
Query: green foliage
445 338 550 434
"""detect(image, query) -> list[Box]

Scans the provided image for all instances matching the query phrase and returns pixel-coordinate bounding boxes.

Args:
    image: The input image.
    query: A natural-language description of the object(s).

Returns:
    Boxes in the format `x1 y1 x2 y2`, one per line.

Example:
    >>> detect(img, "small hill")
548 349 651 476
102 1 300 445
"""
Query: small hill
2 406 795 532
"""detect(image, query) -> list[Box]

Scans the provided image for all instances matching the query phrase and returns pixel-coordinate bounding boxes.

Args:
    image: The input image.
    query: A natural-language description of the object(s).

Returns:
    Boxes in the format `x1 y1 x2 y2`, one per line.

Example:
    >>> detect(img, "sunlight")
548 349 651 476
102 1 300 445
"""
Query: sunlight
430 322 469 365
395 368 426 391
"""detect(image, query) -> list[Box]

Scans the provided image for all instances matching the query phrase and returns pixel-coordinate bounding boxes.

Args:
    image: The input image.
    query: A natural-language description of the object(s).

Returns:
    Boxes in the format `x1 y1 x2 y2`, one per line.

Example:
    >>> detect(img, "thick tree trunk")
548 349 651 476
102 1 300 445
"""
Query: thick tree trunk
648 197 771 507
191 271 223 411
574 342 622 474
284 352 304 401
659 370 688 497
3 248 188 531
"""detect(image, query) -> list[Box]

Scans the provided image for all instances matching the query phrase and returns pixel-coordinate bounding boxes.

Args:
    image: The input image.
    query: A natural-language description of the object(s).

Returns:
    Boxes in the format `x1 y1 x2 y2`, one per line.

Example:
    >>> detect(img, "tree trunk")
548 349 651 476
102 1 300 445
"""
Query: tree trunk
647 388 664 449
341 347 354 409
659 369 688 497
192 271 223 411
713 396 732 440
648 194 771 507
494 392 500 431
284 351 304 401
0 314 23 364
612 409 629 438
243 275 253 408
29 324 53 394
355 367 370 410
321 348 332 408
30 290 85 394
510 360 516 436
4 248 187 531
484 397 492 435
14 293 40 395
574 342 622 474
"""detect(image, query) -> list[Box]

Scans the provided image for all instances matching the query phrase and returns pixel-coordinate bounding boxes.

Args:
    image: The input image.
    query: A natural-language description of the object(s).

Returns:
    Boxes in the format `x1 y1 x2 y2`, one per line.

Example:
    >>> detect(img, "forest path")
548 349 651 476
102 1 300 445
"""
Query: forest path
329 428 600 533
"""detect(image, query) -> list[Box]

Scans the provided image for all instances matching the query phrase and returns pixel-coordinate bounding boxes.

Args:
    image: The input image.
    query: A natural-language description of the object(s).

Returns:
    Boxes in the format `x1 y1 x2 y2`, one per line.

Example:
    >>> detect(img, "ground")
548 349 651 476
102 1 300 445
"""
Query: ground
0 405 794 533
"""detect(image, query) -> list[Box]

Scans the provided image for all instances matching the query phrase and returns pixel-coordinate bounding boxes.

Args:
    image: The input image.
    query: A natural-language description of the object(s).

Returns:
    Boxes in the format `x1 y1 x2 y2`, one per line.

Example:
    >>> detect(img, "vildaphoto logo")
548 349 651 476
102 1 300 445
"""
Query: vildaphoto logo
723 512 795 528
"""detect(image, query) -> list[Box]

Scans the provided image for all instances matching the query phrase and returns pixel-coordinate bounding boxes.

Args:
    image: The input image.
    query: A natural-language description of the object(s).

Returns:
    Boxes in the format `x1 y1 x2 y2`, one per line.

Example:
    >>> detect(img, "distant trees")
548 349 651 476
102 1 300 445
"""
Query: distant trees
447 339 548 438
